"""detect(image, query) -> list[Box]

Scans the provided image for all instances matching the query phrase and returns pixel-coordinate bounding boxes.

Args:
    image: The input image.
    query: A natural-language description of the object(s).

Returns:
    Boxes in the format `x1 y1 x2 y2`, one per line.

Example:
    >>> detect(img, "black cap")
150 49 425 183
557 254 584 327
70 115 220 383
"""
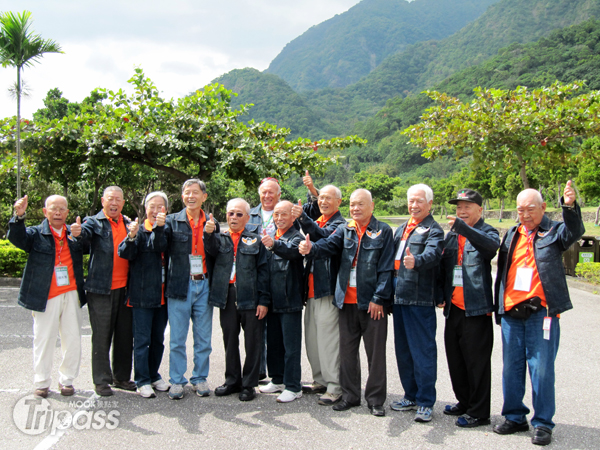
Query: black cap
448 189 483 206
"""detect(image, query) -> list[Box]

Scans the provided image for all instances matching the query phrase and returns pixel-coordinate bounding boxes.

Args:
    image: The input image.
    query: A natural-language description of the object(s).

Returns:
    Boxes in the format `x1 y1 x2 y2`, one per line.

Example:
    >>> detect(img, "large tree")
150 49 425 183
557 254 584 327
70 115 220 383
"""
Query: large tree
0 10 62 198
403 81 600 189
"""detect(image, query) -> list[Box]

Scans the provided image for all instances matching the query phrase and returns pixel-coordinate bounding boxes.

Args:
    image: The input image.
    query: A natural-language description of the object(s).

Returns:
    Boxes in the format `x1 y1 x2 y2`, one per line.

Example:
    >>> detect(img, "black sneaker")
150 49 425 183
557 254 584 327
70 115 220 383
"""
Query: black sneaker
456 414 491 428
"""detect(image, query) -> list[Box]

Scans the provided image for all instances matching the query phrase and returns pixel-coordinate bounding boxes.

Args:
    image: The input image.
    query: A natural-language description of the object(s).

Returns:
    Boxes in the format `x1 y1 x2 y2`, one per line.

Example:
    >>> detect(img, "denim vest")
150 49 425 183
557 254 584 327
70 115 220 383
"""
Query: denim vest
164 208 220 301
80 210 131 295
310 215 394 310
495 201 585 318
267 227 304 313
440 218 499 317
393 214 444 307
297 209 346 300
8 217 86 312
206 229 270 310
117 225 167 308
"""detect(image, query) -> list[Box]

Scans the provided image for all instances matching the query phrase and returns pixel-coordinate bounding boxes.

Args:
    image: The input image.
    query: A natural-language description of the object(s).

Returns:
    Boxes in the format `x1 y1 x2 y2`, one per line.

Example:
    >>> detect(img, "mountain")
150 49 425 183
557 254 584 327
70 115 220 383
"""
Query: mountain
266 0 500 92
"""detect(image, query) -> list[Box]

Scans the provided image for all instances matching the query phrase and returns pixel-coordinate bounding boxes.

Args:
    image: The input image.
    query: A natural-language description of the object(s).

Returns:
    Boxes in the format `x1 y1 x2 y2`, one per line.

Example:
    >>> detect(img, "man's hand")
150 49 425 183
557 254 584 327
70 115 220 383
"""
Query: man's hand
446 215 456 228
14 195 28 216
256 305 268 320
261 231 274 248
298 234 312 255
564 180 576 206
303 170 319 197
437 302 445 309
156 206 166 227
205 213 216 233
403 247 415 270
128 218 139 238
368 302 384 320
71 216 82 238
291 199 303 220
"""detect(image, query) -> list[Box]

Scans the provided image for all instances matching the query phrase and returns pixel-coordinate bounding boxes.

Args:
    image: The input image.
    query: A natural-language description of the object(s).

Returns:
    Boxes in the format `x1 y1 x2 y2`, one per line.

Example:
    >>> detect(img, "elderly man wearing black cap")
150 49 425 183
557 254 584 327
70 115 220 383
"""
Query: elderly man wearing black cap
438 189 500 428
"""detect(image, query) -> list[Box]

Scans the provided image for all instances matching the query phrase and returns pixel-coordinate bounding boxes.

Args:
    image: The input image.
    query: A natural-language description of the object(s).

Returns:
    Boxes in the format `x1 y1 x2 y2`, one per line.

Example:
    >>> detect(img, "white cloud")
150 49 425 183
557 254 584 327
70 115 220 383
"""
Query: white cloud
0 0 359 118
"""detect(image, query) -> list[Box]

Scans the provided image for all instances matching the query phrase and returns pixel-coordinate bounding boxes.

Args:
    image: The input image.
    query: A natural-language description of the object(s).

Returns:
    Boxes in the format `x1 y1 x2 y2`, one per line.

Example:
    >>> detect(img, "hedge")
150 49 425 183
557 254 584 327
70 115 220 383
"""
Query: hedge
575 262 600 285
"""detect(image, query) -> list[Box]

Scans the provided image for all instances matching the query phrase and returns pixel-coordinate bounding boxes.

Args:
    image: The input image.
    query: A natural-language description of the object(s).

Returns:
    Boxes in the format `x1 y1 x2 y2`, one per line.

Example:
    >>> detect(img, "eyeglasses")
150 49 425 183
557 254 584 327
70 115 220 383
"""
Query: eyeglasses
47 207 68 213
227 212 245 218
260 177 279 185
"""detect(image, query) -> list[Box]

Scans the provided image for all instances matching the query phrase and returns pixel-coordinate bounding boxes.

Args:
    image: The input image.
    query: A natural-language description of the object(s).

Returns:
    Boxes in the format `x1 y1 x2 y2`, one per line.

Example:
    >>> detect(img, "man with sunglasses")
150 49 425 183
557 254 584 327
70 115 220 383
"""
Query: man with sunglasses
206 199 270 402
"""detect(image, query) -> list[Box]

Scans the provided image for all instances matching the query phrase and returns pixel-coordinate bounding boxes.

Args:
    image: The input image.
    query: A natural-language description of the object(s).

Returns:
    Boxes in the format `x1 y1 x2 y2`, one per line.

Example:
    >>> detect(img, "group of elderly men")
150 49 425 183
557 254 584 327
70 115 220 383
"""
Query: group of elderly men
10 173 583 446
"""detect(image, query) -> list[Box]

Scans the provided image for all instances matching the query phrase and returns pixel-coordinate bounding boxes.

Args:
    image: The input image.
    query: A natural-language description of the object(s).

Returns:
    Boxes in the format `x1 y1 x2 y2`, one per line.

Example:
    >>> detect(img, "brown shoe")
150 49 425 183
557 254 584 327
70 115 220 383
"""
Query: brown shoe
112 379 136 391
34 387 49 398
59 383 75 396
95 384 114 397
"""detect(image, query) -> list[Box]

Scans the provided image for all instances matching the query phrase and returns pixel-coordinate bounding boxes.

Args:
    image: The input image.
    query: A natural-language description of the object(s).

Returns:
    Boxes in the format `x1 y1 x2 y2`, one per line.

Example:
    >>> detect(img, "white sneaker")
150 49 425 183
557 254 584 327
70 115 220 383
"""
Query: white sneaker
137 384 156 398
259 382 285 394
277 389 302 403
151 378 170 392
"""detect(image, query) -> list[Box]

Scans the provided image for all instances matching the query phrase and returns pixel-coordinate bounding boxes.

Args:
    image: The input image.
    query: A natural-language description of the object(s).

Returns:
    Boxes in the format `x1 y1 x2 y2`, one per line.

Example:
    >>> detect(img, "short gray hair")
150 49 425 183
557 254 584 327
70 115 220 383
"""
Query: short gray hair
517 188 544 206
103 186 123 197
227 198 251 214
45 195 68 208
144 191 169 210
182 179 206 194
351 189 372 202
320 185 342 200
258 179 281 195
407 184 433 203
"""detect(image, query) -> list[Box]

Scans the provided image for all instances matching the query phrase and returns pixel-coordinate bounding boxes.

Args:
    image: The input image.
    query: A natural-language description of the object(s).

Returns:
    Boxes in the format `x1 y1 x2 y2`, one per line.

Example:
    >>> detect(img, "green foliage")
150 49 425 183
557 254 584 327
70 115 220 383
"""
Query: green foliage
0 239 27 277
575 262 600 285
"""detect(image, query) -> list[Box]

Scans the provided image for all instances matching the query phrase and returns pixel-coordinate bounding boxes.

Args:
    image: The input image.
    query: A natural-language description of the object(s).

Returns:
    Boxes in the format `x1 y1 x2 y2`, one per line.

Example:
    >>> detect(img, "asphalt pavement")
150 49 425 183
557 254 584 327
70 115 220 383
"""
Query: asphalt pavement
0 279 598 450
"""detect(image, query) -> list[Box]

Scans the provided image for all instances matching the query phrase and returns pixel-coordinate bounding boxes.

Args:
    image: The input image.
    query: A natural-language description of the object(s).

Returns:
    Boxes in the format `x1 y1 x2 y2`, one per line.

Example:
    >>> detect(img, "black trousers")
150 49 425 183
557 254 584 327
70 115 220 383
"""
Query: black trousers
87 288 133 385
220 285 264 388
444 303 493 419
339 304 388 407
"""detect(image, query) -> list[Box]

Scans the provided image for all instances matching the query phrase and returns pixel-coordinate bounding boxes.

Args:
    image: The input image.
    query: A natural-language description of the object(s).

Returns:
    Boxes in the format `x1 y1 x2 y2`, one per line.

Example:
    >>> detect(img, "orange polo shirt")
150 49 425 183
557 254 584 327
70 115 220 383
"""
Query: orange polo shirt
344 221 368 304
450 235 466 310
229 230 242 284
187 209 207 274
504 225 547 311
108 215 129 290
307 213 334 299
395 217 421 271
48 225 77 299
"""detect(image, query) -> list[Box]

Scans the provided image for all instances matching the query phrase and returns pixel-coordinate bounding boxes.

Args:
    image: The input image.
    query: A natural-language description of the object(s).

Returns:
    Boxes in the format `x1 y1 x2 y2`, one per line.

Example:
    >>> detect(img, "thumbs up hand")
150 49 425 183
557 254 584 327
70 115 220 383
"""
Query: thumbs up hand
564 179 576 206
291 199 303 219
71 216 82 238
303 170 318 196
14 195 28 216
403 247 415 270
156 205 166 227
128 218 139 239
299 233 312 255
261 231 274 249
205 213 216 234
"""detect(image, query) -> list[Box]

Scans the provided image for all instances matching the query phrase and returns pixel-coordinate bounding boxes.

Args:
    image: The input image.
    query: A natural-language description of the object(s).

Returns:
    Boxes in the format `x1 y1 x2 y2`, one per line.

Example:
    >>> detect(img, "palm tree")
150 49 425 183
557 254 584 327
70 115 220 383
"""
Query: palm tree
0 10 62 198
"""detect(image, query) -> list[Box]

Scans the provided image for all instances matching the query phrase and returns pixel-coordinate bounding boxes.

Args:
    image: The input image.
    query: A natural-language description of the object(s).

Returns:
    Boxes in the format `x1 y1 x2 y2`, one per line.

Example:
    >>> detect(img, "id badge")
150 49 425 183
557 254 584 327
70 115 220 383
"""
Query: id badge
543 316 552 340
189 255 204 275
230 261 236 281
514 266 533 292
452 266 463 287
395 241 406 262
162 266 166 284
55 266 70 287
349 267 357 287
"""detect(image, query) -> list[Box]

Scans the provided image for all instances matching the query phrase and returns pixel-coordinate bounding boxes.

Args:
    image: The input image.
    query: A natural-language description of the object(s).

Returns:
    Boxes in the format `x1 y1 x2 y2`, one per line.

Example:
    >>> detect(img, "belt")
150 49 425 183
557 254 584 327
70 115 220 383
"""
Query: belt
191 274 206 280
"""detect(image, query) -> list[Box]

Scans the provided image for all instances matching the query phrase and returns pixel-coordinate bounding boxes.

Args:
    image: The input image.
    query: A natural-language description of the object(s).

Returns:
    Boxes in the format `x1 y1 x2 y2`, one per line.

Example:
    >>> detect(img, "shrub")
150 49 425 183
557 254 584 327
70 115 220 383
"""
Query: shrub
0 240 28 277
575 262 600 285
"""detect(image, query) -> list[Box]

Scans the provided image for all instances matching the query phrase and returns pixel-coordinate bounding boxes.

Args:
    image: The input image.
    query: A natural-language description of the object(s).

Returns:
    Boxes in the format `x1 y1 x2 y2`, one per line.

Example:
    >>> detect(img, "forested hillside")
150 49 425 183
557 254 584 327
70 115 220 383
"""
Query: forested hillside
266 0 498 91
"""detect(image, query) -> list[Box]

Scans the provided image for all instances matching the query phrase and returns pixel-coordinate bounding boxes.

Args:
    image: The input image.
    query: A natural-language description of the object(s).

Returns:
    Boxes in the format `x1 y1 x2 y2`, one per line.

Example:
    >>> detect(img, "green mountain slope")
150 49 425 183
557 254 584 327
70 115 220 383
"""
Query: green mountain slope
266 0 499 92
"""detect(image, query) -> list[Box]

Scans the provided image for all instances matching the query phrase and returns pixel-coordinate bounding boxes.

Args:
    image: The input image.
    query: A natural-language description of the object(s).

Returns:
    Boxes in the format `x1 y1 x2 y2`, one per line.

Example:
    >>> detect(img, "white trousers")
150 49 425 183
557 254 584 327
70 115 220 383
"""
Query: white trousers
304 295 341 395
32 290 82 389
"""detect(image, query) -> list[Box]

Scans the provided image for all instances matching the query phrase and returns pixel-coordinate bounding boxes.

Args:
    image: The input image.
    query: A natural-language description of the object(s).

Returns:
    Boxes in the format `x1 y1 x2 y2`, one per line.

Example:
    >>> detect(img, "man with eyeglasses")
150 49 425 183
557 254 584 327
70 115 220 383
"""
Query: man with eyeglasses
9 195 86 398
80 186 135 397
206 198 269 402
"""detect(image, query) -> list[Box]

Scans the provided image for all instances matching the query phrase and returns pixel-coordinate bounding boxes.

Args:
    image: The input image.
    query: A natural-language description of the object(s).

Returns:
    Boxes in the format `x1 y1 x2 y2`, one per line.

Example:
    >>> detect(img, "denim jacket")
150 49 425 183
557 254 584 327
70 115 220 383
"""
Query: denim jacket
267 227 304 313
494 200 585 318
8 217 86 312
439 217 500 317
80 210 131 295
308 215 394 310
297 209 346 300
393 214 444 307
117 224 167 308
246 204 268 235
164 208 220 301
206 229 270 310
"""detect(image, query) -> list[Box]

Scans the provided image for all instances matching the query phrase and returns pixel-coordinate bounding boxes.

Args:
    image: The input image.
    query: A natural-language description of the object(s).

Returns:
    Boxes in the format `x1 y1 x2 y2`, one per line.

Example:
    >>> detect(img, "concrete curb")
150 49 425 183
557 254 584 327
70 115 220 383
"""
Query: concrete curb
0 277 21 287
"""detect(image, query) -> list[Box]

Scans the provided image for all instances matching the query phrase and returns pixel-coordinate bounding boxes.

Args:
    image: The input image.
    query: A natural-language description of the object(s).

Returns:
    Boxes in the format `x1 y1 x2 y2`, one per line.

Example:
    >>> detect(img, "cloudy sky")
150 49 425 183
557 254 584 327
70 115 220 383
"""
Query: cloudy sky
0 0 360 119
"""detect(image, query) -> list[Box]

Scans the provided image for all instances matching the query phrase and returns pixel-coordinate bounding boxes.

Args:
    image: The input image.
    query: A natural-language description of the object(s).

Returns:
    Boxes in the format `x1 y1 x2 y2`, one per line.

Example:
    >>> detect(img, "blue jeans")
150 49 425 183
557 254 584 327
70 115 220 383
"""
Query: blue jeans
393 304 437 407
501 309 560 429
266 311 302 393
132 304 168 387
168 278 213 385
